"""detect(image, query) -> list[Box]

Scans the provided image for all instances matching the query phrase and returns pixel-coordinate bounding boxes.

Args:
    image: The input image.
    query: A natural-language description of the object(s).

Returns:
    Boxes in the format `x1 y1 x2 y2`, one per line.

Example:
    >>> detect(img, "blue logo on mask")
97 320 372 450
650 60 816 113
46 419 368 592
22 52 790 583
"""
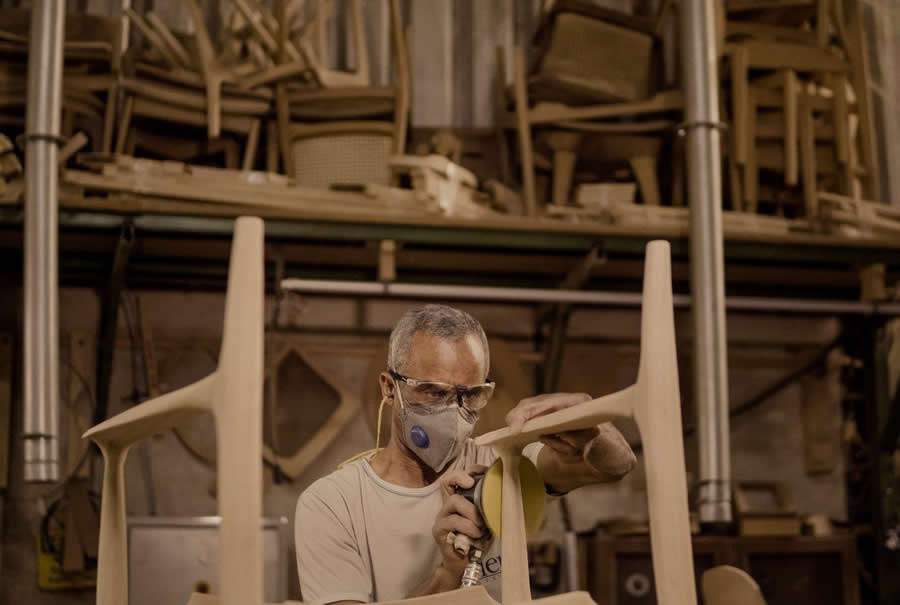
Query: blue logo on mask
410 425 430 449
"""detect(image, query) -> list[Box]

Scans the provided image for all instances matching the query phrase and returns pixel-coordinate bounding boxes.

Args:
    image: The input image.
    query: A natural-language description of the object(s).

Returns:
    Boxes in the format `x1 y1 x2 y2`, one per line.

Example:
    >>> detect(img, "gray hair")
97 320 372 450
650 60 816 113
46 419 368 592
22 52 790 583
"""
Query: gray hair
388 304 490 377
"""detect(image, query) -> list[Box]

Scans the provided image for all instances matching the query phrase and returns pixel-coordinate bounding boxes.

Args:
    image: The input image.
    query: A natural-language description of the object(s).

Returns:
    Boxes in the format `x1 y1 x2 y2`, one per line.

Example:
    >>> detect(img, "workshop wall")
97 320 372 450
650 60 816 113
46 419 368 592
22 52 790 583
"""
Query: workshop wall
1 286 846 603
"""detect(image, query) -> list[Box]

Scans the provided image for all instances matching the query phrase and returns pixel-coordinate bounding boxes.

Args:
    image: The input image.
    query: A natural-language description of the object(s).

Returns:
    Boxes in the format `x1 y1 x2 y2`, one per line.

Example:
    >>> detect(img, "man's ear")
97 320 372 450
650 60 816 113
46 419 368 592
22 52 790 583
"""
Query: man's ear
379 371 395 404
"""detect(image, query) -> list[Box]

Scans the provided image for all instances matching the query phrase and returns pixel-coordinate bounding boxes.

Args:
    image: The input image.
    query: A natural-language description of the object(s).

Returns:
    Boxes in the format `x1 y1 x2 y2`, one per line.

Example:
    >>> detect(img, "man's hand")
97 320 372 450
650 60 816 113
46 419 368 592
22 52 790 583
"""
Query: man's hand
430 467 487 585
506 393 636 493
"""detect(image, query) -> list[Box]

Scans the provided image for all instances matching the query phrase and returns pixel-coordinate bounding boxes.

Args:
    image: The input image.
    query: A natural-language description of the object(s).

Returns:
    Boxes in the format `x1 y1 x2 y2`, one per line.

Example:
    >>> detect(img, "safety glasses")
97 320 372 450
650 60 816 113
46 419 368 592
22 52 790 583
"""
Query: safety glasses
389 369 495 413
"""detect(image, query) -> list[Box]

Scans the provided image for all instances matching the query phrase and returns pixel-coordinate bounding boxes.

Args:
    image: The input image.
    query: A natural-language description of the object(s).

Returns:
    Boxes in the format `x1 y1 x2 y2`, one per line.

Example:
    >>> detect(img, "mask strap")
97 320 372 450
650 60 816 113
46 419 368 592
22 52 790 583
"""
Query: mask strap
337 392 392 469
375 394 388 450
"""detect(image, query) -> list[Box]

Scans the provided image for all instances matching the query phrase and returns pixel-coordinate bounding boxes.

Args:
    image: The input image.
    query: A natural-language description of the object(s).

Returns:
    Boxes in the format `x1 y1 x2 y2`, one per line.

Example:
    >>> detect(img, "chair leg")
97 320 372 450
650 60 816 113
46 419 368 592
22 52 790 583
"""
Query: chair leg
731 45 749 166
266 120 279 173
783 69 799 186
831 73 852 195
799 96 818 220
115 95 134 155
552 148 577 207
513 46 537 216
545 131 581 207
630 155 661 206
275 83 294 178
242 119 261 171
102 83 117 154
743 89 758 213
729 151 743 212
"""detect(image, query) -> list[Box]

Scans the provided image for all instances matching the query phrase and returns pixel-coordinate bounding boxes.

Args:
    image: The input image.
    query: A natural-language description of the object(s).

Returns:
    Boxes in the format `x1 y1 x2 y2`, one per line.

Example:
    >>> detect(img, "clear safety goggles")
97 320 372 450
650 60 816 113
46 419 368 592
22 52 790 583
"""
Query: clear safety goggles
389 369 495 414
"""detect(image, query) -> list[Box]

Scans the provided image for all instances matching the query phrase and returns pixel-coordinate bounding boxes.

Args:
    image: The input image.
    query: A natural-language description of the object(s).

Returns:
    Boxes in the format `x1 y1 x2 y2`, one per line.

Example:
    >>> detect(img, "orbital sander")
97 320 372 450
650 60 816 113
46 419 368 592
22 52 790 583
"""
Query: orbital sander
452 456 546 587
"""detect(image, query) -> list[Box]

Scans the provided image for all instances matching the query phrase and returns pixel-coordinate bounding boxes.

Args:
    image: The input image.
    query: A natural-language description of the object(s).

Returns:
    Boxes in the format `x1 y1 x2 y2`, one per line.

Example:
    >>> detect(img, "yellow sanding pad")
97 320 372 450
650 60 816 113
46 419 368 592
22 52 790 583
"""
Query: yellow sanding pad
480 457 545 538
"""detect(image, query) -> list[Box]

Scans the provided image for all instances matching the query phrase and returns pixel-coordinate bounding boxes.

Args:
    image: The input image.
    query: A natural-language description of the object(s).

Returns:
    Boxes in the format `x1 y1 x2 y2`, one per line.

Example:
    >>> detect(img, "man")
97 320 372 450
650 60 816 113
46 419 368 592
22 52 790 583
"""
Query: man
296 305 636 604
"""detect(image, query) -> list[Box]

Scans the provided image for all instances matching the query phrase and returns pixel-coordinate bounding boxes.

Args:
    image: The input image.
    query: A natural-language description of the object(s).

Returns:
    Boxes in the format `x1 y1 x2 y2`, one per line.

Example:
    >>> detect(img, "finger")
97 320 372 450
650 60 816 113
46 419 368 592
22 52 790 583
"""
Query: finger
439 470 475 495
506 393 592 432
555 427 600 450
505 394 557 432
441 494 484 528
435 514 483 540
540 435 580 457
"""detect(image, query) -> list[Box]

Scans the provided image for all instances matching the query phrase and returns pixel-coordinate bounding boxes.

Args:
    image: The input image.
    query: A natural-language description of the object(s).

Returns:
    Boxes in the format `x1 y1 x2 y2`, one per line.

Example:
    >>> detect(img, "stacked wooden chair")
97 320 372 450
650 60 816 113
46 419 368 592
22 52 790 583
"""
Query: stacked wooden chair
500 0 683 216
720 0 880 220
117 2 272 170
238 0 410 187
0 8 121 155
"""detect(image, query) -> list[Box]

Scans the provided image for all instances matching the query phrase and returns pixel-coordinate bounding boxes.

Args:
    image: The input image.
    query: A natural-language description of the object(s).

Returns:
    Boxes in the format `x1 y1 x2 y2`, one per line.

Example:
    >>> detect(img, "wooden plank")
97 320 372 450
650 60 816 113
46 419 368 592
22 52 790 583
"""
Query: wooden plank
525 89 683 125
63 169 434 217
743 40 848 72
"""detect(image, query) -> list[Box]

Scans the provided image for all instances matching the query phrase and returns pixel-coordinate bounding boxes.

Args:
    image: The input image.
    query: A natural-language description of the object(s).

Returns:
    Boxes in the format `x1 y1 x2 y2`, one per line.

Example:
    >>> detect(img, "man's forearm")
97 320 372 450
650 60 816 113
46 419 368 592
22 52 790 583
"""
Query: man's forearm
408 565 460 597
538 423 636 494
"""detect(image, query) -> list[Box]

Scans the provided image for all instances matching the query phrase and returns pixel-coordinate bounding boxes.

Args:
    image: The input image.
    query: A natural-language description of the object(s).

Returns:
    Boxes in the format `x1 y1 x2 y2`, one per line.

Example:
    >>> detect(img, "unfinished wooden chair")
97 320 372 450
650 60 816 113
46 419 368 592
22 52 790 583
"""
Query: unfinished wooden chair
271 0 411 180
84 217 264 605
0 8 122 153
505 42 680 215
470 239 696 605
118 8 276 169
724 0 881 203
724 40 855 217
116 75 266 170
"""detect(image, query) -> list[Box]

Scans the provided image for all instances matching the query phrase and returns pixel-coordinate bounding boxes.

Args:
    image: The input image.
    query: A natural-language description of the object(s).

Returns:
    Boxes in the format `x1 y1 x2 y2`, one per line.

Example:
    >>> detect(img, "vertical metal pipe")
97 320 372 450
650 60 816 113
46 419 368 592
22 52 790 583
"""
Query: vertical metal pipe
23 1 65 483
680 1 732 524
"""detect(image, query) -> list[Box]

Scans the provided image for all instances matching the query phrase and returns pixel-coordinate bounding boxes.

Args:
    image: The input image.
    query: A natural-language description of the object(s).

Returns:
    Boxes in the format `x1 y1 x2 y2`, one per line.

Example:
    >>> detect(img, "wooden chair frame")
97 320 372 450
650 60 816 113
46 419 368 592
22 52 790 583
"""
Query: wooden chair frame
85 217 265 605
472 240 696 605
507 44 681 215
275 0 410 179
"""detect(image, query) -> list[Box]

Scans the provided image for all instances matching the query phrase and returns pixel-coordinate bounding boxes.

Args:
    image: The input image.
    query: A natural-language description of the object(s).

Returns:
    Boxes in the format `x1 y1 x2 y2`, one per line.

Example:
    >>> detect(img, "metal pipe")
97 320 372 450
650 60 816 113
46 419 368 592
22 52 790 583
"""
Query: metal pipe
23 2 65 483
280 278 900 315
681 0 731 524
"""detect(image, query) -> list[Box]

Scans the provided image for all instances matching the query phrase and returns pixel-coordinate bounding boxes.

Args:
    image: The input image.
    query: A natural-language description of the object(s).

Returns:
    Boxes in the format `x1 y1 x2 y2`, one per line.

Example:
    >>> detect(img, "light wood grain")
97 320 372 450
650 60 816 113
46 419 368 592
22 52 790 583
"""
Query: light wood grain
477 241 697 605
85 218 264 605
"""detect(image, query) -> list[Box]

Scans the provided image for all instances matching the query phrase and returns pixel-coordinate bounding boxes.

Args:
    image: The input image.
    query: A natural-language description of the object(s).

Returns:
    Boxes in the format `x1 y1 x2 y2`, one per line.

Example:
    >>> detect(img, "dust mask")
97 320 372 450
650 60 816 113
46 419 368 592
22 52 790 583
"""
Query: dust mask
394 383 475 472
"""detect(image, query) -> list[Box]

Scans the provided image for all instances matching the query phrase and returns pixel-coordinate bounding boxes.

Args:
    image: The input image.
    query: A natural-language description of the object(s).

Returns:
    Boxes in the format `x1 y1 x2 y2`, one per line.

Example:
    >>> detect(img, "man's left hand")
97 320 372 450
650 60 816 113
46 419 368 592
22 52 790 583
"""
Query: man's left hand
505 393 636 489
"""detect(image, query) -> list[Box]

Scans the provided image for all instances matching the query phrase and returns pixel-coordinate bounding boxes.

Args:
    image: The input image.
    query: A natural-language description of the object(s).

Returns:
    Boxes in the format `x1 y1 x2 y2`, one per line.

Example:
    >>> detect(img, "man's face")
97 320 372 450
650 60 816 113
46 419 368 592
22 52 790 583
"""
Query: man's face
402 331 487 386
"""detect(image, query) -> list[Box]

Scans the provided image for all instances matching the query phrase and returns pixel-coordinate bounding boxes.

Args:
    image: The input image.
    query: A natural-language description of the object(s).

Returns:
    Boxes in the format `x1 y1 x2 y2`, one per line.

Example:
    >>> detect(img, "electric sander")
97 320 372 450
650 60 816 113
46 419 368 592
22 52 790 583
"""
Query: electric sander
451 456 546 587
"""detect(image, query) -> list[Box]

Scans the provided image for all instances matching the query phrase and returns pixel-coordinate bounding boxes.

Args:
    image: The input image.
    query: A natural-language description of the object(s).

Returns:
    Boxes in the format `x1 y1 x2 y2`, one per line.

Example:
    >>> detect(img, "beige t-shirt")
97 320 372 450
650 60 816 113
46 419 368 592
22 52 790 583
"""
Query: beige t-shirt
295 440 543 604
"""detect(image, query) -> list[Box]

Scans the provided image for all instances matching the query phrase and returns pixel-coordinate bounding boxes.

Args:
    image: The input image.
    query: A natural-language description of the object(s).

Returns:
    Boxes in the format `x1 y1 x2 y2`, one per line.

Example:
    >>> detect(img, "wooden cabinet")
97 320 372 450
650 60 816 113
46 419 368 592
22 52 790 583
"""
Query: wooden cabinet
590 535 859 605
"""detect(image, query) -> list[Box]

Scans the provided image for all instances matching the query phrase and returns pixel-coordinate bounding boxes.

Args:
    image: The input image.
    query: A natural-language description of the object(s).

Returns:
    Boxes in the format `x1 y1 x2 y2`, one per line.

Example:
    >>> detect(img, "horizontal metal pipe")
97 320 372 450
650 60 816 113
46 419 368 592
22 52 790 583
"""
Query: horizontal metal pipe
281 278 900 315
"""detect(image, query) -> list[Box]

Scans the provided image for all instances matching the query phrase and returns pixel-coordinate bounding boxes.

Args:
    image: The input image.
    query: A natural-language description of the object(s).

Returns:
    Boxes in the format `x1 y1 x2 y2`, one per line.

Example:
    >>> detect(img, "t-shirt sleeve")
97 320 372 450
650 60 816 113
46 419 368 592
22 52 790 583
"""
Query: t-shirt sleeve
295 482 372 604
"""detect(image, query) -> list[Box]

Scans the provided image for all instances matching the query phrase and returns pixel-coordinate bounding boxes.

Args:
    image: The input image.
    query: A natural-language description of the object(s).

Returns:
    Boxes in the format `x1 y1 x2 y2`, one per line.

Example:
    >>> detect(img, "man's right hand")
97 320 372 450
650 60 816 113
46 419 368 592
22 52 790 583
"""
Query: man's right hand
431 468 486 583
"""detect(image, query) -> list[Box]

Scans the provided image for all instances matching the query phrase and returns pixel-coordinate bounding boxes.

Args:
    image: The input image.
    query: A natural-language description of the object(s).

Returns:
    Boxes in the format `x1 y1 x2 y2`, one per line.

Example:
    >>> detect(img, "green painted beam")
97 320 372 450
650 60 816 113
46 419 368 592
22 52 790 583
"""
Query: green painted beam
2 207 900 268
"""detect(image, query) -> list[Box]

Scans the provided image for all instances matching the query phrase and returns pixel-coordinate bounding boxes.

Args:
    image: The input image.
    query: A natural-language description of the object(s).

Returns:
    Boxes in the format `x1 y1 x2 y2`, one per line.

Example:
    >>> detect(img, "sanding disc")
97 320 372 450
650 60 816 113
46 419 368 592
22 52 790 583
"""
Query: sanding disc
479 457 545 538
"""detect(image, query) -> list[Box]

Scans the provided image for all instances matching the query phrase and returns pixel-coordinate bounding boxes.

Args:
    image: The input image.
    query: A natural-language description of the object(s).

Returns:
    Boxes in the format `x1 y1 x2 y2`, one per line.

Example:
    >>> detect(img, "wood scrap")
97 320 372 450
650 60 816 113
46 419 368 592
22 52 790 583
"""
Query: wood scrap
819 192 900 238
65 154 447 218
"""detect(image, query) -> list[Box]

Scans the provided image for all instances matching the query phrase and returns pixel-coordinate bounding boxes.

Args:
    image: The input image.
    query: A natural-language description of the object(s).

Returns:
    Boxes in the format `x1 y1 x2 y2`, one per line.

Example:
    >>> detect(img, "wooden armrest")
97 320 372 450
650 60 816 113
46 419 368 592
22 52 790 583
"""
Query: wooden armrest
83 375 213 449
